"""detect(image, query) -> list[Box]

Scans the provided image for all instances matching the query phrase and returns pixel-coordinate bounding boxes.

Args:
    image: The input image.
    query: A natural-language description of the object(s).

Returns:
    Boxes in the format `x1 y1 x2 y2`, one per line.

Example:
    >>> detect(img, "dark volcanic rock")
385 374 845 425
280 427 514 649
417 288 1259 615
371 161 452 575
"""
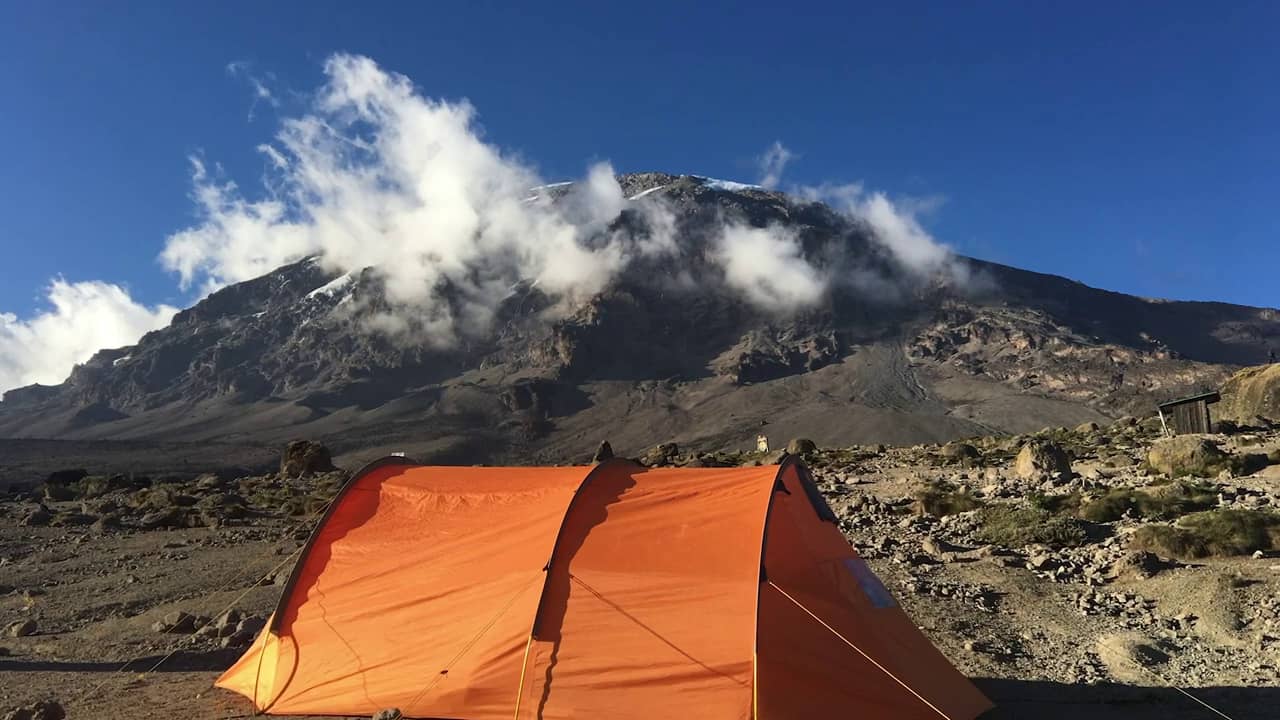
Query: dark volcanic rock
280 440 336 478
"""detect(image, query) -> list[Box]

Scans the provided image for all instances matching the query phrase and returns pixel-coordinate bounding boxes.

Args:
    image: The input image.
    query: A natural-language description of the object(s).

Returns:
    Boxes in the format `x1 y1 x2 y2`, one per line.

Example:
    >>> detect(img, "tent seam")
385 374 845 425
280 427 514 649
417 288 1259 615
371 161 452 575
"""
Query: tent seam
512 457 634 718
751 456 801 720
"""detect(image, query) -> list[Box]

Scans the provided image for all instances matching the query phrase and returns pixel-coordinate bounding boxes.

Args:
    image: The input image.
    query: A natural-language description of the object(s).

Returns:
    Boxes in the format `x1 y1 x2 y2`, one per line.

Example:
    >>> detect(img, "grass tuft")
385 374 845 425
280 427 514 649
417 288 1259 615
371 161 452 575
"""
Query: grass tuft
1131 509 1280 559
1077 482 1217 523
913 480 983 517
975 506 1088 548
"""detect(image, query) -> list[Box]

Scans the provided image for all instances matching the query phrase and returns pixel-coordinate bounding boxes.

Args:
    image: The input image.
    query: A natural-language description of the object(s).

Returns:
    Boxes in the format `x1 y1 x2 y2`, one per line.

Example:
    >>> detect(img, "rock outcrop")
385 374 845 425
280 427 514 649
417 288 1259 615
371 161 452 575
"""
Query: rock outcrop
1219 363 1280 424
1015 441 1072 480
1147 436 1230 478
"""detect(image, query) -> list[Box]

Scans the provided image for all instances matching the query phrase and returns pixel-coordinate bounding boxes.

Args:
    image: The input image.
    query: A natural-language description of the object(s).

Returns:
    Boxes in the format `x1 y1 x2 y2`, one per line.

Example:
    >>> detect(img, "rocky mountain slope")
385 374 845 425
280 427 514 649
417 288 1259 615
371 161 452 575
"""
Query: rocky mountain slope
2 174 1277 464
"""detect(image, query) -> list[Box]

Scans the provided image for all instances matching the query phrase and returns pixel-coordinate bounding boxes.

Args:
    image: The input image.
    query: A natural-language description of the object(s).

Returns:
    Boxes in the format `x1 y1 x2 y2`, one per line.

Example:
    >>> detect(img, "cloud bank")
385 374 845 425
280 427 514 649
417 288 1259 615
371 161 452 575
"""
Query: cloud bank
0 58 974 397
162 53 677 342
0 280 176 397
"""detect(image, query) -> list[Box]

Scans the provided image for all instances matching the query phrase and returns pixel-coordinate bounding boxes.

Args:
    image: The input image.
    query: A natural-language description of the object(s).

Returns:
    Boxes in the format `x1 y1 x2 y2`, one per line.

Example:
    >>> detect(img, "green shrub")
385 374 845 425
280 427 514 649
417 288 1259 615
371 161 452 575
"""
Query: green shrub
913 480 983 517
1030 492 1081 514
976 506 1088 548
1078 482 1217 523
1131 510 1280 559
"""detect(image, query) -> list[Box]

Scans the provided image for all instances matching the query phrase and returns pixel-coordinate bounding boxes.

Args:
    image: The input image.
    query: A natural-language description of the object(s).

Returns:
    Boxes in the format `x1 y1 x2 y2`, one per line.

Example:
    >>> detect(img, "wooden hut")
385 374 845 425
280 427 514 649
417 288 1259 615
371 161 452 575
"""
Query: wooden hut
1157 391 1221 435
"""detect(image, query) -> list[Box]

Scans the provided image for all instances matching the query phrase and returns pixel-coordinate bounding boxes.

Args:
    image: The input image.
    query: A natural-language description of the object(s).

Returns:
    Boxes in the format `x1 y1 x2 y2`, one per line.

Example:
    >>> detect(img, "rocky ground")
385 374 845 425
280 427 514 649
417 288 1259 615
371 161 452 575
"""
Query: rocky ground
3 426 1280 719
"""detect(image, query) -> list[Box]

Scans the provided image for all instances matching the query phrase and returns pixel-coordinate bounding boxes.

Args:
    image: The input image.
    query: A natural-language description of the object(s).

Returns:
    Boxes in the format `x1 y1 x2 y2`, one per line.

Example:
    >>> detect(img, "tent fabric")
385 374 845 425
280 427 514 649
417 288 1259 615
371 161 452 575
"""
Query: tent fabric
217 458 992 719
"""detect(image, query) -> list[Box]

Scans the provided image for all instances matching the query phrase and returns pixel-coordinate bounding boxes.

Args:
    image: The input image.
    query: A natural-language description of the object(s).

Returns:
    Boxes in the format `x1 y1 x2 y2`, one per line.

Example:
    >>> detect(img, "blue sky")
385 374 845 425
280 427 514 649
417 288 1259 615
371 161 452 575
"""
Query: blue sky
2 0 1277 319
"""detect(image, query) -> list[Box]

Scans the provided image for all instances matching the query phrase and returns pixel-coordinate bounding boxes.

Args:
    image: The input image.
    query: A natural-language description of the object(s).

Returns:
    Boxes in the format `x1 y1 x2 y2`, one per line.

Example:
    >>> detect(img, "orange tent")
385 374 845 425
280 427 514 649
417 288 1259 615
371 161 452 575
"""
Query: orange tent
218 457 993 719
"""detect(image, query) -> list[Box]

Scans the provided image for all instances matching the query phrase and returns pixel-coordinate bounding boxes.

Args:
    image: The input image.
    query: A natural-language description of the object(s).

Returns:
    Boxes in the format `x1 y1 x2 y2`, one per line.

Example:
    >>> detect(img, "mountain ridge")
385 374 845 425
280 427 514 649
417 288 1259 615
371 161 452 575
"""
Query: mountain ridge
3 173 1277 464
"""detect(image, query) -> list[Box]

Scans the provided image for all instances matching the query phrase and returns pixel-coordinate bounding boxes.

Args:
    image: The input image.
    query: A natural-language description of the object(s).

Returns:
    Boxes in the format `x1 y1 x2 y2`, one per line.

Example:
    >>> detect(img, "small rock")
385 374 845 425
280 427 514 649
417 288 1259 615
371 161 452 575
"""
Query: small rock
786 438 817 455
195 474 225 491
216 609 243 630
220 629 256 648
2 700 65 720
641 442 679 467
372 710 404 720
161 611 197 634
1027 554 1057 571
591 441 614 464
7 619 37 638
90 514 122 533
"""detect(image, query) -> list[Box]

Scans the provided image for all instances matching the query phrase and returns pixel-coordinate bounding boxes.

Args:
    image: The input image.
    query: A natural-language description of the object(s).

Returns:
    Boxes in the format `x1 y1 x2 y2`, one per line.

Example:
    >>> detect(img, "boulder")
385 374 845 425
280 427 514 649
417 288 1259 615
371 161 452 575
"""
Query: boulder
591 441 614 464
372 710 404 720
786 438 818 455
1147 436 1230 478
45 469 87 486
155 611 197 634
138 507 191 530
1075 421 1100 433
1219 363 1280 424
40 484 74 502
90 514 122 533
1014 441 1072 480
939 442 980 464
280 440 336 478
21 505 52 527
1109 550 1174 580
220 629 256 648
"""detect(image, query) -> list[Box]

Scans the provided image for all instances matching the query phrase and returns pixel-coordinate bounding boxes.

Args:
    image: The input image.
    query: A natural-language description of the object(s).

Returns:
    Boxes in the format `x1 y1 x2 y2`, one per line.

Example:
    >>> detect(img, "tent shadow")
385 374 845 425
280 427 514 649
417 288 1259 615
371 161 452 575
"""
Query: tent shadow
0 649 242 673
976 677 1277 719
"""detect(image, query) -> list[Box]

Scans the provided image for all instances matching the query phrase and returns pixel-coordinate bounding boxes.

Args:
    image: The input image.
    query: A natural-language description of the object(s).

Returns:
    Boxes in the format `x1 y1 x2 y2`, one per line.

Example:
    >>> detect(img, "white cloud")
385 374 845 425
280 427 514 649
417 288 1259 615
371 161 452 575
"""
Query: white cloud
757 141 793 189
0 280 177 396
163 53 677 343
795 181 963 283
226 61 279 122
747 141 965 286
714 222 827 310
